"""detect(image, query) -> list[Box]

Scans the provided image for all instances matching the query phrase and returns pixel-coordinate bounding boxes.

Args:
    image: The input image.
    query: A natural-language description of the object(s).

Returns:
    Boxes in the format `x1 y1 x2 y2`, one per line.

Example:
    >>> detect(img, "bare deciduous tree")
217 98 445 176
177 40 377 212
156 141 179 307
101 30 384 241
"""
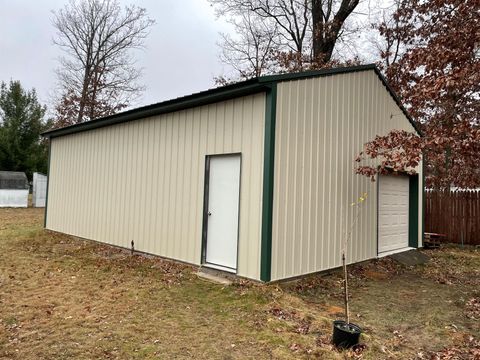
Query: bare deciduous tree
217 13 277 81
210 0 360 76
368 0 413 72
52 0 154 125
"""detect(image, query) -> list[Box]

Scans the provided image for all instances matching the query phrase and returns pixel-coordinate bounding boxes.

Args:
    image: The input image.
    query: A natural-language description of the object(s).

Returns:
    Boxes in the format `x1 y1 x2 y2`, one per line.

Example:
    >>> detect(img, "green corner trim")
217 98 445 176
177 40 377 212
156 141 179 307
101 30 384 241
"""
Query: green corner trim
44 140 51 228
260 84 277 282
421 159 426 246
409 175 419 248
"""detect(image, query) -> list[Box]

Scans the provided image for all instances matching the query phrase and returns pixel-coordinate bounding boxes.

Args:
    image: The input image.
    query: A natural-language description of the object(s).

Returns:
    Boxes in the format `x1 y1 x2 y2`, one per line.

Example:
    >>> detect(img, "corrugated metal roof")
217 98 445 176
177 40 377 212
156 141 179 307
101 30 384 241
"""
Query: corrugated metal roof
42 64 420 139
0 171 29 189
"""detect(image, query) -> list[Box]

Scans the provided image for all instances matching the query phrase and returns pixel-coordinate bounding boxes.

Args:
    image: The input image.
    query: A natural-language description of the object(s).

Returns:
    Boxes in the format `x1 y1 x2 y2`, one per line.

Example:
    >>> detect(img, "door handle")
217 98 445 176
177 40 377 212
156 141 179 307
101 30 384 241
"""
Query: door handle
208 211 212 216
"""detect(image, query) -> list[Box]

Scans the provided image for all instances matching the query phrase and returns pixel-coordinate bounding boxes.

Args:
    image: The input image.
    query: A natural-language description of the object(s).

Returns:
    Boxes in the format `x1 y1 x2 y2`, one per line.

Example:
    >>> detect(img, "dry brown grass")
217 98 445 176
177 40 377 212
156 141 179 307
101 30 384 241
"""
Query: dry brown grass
1 208 479 359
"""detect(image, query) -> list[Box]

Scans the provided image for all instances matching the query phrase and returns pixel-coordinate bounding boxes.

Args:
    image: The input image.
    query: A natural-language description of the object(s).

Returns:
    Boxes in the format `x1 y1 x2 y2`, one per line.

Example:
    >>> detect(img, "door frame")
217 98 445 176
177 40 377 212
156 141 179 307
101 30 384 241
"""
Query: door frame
376 172 419 256
200 152 242 272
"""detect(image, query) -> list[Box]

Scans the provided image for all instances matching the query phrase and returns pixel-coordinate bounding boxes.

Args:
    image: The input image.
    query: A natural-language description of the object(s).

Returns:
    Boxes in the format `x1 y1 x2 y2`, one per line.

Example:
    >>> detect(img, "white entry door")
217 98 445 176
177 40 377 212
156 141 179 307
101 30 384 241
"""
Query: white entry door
204 155 241 272
378 175 409 254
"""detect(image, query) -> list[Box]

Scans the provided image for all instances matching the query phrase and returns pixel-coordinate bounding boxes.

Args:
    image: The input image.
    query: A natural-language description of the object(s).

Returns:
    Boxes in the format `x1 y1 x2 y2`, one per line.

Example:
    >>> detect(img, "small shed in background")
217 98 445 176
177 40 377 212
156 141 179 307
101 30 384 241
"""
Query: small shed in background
0 171 29 207
32 172 47 207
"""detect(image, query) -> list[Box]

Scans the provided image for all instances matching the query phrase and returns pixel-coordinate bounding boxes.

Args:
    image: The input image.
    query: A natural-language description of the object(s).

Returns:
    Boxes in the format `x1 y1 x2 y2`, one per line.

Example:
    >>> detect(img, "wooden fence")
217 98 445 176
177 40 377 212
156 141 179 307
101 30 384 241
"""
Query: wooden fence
425 190 480 246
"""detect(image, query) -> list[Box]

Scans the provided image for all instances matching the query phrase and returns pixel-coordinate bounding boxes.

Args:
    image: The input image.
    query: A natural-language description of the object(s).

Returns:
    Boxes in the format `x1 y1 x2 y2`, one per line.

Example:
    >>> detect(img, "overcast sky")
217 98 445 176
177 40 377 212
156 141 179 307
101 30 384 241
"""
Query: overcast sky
0 0 231 110
0 0 387 114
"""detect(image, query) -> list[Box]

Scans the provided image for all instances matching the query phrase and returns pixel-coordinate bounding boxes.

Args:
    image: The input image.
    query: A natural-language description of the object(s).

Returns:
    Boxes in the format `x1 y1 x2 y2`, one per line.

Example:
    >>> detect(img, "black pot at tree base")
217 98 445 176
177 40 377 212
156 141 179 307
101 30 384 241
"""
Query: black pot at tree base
332 320 362 349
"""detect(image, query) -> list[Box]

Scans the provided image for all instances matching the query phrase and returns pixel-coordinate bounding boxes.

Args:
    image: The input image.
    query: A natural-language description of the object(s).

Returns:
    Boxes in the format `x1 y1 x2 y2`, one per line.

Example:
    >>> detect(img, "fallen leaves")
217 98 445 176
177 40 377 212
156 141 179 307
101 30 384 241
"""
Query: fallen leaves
289 342 300 352
349 343 368 359
418 247 480 287
295 319 311 335
2 208 479 359
428 335 480 360
465 297 480 320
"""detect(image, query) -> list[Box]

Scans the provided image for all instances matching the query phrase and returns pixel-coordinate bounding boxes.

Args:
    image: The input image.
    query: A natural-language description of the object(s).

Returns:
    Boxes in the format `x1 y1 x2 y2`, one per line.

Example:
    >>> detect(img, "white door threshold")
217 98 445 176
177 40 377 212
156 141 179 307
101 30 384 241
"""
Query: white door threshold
203 262 236 274
377 247 414 258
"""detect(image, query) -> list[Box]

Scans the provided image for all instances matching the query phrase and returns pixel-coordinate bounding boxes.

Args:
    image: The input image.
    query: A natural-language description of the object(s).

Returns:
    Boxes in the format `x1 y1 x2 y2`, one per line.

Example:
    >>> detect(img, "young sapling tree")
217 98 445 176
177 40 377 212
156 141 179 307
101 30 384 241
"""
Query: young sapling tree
341 192 367 324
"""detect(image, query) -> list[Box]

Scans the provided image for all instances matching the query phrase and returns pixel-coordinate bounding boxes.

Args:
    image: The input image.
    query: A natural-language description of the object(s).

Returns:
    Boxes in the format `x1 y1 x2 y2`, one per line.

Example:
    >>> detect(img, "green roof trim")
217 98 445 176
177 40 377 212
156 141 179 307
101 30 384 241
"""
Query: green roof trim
42 81 267 139
42 64 420 139
257 64 376 83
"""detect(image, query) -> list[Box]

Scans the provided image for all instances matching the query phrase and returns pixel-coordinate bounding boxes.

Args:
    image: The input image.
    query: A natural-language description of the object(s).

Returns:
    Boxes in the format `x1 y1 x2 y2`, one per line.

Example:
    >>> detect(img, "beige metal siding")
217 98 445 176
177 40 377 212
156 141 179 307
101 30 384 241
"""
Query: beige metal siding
271 70 423 280
46 93 266 280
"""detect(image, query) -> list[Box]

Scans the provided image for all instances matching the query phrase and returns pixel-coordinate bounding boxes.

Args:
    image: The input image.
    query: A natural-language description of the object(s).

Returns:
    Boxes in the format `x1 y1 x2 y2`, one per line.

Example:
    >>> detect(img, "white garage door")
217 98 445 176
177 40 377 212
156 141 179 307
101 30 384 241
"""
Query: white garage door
378 175 409 254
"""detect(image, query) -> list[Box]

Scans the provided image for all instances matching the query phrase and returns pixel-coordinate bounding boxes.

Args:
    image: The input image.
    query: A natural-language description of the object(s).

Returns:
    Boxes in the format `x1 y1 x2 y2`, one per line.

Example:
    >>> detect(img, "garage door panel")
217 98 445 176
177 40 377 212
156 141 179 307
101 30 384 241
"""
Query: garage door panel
378 175 409 254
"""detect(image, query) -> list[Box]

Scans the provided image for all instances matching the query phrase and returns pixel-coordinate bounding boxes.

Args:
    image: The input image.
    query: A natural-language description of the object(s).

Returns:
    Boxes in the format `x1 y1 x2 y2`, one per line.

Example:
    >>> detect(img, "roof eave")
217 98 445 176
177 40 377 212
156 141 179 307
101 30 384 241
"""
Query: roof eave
258 64 377 83
42 80 269 139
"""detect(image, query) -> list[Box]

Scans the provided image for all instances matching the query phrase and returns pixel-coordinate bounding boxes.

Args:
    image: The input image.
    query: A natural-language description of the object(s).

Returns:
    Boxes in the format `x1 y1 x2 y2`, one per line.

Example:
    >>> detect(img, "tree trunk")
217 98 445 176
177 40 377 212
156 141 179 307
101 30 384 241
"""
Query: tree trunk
311 0 359 63
311 0 326 62
77 68 91 124
311 3 341 63
342 252 350 324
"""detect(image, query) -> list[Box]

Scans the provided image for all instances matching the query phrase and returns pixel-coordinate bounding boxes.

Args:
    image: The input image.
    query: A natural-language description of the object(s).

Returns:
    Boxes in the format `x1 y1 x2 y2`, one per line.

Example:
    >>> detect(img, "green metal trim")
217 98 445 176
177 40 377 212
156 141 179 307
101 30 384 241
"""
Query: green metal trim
260 83 277 282
42 82 267 139
421 158 426 247
44 140 51 228
258 64 376 83
409 175 420 248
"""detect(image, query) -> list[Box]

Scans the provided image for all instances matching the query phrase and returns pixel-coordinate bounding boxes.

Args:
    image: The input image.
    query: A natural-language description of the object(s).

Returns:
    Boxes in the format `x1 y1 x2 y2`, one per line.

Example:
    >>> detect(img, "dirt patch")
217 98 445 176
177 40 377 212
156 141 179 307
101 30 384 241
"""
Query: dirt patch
363 270 388 280
0 207 43 228
325 305 345 316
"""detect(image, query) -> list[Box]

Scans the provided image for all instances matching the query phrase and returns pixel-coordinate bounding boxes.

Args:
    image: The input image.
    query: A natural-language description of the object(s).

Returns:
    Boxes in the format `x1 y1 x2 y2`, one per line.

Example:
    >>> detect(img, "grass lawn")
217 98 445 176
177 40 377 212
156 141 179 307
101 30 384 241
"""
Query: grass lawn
0 208 479 359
